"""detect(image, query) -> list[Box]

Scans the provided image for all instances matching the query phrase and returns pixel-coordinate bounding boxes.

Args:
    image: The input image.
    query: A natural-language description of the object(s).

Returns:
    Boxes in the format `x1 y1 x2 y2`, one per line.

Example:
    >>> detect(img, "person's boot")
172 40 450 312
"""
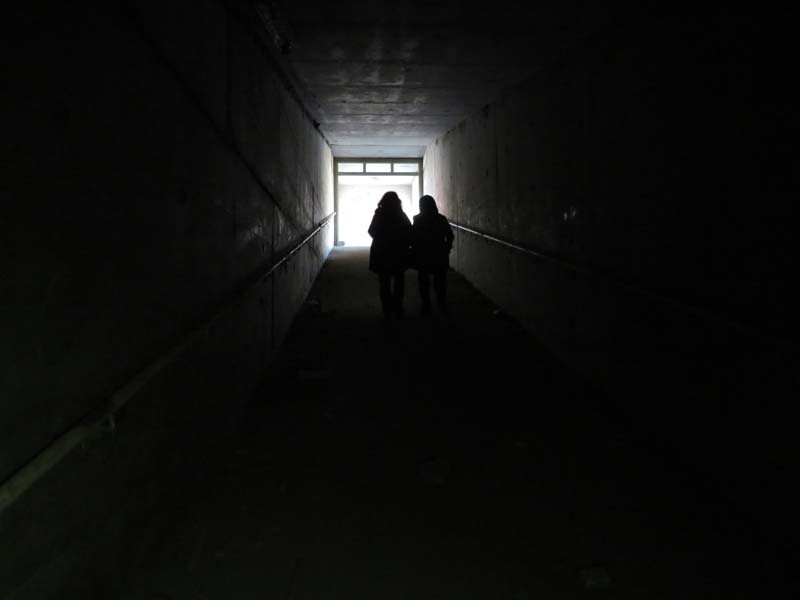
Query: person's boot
395 300 405 320
435 288 449 316
437 298 449 316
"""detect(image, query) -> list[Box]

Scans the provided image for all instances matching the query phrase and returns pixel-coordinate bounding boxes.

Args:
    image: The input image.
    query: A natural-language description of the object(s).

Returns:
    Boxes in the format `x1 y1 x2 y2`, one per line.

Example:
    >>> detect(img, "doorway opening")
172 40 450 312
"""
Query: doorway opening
334 159 422 247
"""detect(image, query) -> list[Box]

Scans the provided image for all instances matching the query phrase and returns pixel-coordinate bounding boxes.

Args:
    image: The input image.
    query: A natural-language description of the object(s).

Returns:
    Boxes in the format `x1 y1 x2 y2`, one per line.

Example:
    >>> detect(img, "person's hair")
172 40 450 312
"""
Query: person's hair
378 191 402 212
419 195 438 214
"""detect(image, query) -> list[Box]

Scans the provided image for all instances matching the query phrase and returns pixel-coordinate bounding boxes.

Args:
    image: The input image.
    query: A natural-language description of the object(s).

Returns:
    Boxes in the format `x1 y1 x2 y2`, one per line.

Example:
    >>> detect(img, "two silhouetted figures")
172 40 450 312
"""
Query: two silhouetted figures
368 192 454 319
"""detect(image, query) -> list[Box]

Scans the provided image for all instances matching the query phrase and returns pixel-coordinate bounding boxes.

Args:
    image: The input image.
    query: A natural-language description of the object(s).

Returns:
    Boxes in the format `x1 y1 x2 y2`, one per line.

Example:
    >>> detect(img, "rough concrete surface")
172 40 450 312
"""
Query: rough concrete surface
422 15 799 543
119 248 794 599
279 1 617 156
2 2 331 596
4 2 796 598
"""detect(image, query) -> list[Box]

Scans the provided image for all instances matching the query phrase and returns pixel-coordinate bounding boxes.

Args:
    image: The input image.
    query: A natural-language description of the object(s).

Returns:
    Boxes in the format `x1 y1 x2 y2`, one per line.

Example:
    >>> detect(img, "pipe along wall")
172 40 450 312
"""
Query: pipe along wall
424 15 798 546
2 1 332 595
2 5 797 596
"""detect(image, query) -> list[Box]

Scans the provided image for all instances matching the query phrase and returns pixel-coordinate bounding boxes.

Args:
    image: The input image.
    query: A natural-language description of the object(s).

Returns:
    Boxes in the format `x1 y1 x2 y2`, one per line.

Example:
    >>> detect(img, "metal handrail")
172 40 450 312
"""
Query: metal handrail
450 222 577 271
450 221 794 347
0 213 335 515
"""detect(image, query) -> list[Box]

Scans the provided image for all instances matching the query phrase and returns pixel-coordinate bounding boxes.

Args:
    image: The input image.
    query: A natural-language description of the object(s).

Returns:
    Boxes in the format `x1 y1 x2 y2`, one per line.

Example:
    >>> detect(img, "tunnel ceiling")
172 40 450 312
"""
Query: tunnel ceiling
265 1 603 157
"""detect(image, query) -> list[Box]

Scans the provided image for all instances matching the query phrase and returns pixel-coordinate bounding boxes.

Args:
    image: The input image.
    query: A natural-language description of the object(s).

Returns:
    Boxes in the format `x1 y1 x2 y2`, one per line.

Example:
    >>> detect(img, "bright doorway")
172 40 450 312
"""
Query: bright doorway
334 159 422 247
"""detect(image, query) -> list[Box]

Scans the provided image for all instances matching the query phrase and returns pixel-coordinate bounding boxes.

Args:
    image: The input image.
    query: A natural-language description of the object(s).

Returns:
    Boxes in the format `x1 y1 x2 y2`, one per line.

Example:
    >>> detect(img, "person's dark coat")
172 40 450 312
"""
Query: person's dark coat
412 196 454 271
368 194 412 274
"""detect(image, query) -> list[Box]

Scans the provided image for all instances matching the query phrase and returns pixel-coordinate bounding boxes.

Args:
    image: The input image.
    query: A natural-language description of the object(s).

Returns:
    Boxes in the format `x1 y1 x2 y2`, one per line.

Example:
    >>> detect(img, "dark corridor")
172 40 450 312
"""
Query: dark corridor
3 1 798 598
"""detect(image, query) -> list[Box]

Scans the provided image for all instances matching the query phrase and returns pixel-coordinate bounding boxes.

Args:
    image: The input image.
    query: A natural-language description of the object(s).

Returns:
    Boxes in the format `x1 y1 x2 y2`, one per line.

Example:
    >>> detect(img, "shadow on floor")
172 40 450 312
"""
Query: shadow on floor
121 247 795 599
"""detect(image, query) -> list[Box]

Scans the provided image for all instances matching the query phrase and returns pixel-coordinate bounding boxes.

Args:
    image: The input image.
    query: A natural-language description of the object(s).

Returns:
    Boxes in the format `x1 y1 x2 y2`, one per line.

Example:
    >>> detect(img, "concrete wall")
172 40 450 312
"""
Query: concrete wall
424 14 798 541
1 1 332 596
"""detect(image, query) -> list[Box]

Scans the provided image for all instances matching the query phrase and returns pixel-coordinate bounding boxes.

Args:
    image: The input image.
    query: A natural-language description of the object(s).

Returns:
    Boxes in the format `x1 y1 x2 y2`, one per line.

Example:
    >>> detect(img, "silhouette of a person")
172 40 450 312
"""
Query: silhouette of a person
412 195 454 315
368 191 412 319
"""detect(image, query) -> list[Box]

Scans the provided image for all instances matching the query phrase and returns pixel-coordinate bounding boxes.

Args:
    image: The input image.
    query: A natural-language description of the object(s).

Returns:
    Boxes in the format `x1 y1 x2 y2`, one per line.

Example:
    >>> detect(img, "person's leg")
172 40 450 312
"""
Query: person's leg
433 268 448 314
378 273 392 319
418 269 432 315
393 271 405 318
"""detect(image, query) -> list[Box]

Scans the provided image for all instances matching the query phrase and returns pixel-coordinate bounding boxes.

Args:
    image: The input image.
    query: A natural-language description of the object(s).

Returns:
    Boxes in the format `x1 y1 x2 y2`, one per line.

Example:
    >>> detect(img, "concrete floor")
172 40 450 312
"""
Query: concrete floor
121 247 792 599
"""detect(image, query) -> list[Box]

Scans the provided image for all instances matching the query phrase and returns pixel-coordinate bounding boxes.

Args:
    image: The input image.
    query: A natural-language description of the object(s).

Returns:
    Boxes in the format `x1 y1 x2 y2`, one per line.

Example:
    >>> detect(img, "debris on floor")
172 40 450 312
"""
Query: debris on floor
305 299 322 314
579 566 612 590
491 307 516 323
418 457 451 485
297 365 334 380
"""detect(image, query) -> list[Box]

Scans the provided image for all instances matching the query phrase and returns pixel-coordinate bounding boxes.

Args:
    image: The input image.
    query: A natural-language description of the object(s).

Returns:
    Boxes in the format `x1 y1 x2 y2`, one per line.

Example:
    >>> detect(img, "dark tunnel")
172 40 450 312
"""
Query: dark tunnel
2 1 798 597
